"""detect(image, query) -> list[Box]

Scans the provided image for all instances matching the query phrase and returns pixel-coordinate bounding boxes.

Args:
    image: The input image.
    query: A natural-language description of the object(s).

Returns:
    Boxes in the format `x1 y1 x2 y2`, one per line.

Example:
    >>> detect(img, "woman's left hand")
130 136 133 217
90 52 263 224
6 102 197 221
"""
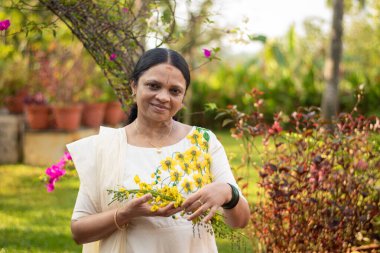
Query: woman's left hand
181 182 232 223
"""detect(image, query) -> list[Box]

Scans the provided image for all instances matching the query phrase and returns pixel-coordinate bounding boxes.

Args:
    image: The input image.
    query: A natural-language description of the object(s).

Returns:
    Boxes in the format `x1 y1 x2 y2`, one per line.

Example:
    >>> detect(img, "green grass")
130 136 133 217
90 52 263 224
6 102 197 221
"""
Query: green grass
0 131 258 253
0 165 81 253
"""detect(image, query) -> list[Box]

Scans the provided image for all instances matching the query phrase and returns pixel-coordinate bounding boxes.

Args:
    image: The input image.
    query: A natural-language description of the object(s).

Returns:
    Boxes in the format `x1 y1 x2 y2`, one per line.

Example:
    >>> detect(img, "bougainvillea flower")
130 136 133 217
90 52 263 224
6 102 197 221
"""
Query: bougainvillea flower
46 164 66 179
203 49 211 58
0 19 10 31
63 151 72 161
110 53 117 61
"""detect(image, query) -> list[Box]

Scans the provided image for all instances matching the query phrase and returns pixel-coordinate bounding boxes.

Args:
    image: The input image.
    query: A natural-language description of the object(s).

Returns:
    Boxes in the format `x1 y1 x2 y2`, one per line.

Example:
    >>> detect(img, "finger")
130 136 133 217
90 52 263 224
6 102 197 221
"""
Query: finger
202 206 218 223
157 203 183 217
181 193 201 210
163 206 183 217
185 200 203 213
187 204 208 221
132 193 152 206
157 202 174 214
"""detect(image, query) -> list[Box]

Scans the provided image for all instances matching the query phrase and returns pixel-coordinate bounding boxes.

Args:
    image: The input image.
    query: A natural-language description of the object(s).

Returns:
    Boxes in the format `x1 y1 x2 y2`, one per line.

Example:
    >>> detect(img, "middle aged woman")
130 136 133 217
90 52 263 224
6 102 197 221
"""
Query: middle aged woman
68 48 250 253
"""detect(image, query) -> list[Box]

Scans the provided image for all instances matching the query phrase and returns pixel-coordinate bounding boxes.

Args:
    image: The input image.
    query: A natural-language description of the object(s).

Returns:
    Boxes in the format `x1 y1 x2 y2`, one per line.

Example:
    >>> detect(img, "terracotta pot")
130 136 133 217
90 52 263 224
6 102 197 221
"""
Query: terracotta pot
5 91 28 114
25 104 51 130
104 101 126 126
52 104 83 131
82 102 107 128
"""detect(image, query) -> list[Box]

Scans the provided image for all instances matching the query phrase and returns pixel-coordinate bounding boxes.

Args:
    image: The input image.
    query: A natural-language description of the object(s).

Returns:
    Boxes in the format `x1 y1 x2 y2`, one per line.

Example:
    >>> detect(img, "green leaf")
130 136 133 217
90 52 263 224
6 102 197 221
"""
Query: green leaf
161 8 171 24
205 103 217 111
248 34 267 43
203 132 210 142
215 112 227 120
222 119 234 127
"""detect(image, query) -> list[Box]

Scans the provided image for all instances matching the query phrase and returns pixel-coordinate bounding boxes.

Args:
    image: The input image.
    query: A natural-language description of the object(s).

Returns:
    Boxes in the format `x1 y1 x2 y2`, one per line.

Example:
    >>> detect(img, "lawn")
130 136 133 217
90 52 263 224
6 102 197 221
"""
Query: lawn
0 131 258 253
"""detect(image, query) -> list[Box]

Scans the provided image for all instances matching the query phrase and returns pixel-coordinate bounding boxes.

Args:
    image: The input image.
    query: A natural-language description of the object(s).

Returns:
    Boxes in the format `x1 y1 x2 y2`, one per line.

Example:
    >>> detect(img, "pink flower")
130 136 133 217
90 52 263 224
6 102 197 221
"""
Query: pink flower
268 121 282 135
110 53 117 61
46 164 66 179
63 151 72 161
122 7 129 13
0 19 10 31
203 49 212 58
47 182 55 192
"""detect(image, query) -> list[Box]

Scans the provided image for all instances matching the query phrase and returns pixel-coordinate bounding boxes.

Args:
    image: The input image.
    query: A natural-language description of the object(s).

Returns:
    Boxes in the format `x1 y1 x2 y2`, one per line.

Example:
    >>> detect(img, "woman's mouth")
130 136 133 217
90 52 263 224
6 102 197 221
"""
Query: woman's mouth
151 103 169 113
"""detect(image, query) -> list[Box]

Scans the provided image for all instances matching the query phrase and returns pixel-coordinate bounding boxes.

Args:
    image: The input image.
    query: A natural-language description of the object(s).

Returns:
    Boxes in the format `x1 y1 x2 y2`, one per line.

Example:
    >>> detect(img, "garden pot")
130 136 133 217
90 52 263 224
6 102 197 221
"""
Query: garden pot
82 102 107 128
5 90 28 114
52 104 83 131
24 104 51 130
104 101 125 126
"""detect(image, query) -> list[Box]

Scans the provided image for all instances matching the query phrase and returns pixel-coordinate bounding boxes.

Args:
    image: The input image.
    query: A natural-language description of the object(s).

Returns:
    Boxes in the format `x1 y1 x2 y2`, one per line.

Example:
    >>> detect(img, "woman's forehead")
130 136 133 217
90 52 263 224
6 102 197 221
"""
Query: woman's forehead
140 64 186 84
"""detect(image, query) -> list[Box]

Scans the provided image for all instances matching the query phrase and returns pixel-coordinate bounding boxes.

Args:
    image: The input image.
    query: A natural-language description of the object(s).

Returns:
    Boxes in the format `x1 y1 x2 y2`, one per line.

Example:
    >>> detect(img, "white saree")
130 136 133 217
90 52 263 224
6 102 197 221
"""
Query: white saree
67 126 241 253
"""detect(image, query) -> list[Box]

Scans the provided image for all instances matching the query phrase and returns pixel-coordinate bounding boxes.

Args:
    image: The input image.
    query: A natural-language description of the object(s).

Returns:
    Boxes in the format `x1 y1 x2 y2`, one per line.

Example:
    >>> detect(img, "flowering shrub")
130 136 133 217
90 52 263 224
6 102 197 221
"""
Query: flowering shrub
216 88 380 252
42 152 75 192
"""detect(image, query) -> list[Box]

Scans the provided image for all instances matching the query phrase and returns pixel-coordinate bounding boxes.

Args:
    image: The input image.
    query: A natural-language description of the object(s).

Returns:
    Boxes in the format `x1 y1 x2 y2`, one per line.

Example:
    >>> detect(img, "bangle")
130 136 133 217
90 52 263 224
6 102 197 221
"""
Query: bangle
222 183 240 210
114 208 127 230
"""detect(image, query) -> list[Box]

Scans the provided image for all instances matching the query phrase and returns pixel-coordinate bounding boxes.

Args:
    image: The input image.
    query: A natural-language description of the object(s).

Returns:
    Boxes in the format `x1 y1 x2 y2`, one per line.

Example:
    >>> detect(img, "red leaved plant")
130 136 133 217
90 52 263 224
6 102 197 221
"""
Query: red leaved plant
216 88 380 252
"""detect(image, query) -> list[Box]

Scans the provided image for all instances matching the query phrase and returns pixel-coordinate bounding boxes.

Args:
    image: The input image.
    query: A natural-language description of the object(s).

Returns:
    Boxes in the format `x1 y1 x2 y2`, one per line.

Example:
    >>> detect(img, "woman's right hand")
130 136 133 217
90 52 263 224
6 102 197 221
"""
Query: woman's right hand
117 193 182 223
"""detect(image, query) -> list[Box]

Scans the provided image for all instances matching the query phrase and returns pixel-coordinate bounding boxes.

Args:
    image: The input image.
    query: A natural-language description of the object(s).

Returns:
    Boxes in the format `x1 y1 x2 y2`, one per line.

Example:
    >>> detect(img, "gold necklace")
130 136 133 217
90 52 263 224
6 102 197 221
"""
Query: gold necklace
134 120 174 154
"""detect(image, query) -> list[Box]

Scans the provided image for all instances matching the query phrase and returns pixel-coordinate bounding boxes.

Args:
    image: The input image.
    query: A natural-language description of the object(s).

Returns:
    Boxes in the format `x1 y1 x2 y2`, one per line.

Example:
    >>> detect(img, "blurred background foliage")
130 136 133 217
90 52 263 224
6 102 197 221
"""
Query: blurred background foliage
1 0 379 126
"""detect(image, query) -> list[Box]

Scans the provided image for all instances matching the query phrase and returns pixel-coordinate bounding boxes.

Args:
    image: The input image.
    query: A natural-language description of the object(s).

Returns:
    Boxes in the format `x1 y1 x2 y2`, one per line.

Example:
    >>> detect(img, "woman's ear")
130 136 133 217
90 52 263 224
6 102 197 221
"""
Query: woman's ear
131 81 137 96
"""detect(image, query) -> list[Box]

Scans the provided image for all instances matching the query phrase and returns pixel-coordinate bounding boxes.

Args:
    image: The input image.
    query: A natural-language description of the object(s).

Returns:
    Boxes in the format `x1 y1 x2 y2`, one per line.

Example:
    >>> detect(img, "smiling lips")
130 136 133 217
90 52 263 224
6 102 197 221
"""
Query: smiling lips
151 103 169 112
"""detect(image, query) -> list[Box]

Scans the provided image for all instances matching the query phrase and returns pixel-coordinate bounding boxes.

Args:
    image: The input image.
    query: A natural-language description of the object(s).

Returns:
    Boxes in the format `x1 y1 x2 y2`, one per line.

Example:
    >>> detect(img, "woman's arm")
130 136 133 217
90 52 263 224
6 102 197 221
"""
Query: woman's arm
71 193 182 244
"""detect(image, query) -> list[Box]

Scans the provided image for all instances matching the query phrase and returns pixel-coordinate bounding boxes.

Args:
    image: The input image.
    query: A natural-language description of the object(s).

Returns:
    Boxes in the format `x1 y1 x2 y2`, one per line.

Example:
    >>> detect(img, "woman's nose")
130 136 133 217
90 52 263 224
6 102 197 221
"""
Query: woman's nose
156 89 170 102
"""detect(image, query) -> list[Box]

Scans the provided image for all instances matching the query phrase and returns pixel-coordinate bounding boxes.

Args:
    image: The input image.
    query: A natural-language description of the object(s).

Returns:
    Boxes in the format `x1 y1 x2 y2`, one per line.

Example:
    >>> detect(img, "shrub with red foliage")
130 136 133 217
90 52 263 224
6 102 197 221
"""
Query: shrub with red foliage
217 88 380 252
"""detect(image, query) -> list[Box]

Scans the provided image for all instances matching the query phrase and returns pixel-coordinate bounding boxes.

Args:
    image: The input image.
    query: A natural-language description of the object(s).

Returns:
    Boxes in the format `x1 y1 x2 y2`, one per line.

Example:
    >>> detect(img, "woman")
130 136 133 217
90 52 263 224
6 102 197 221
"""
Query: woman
67 48 250 253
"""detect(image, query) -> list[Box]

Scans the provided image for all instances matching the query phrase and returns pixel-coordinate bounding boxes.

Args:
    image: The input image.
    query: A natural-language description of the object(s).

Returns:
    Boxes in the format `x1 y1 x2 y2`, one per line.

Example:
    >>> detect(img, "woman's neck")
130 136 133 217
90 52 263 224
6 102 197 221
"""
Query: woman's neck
133 117 174 138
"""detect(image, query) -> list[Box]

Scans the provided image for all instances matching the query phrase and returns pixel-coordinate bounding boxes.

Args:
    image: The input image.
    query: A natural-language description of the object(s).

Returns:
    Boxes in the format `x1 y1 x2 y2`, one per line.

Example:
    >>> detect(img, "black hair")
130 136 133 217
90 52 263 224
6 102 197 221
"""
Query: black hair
127 48 190 124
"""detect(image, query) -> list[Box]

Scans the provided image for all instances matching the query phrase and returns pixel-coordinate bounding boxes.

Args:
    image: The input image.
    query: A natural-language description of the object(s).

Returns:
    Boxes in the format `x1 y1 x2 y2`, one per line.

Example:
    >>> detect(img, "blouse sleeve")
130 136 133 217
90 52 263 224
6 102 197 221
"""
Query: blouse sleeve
66 135 100 220
208 131 241 192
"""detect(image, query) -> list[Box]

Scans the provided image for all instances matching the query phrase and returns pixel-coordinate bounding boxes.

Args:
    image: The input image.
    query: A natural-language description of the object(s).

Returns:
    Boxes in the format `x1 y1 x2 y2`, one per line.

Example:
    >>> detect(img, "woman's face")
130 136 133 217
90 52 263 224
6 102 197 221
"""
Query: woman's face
132 63 187 123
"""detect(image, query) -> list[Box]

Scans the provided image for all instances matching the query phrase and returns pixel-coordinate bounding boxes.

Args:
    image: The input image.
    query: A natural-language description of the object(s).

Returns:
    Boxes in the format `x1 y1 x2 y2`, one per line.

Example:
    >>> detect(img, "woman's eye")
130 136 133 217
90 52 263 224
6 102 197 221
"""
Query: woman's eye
148 83 159 90
170 89 183 96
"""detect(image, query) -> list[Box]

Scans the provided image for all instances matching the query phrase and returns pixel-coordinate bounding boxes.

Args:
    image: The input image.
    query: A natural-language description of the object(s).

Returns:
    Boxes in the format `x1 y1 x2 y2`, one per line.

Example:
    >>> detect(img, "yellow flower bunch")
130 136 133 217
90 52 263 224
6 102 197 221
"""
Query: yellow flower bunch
107 127 246 245
109 128 213 212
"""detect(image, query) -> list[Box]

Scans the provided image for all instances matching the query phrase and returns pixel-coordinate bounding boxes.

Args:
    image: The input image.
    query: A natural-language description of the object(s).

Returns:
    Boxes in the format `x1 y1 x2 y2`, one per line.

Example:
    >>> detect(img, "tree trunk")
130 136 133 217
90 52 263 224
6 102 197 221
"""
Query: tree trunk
321 0 344 122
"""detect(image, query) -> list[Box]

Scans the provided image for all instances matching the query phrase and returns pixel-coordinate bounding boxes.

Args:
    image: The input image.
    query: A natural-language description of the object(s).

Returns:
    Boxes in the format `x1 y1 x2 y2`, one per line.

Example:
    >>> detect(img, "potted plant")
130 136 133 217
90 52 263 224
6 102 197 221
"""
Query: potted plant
102 81 127 127
79 64 108 129
23 92 51 130
0 59 29 114
36 44 85 131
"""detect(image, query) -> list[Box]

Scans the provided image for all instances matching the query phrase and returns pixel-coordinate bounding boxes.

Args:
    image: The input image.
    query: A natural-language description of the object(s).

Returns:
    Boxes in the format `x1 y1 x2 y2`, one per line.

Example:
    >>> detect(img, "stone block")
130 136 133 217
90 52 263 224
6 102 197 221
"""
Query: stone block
23 128 98 167
0 114 24 164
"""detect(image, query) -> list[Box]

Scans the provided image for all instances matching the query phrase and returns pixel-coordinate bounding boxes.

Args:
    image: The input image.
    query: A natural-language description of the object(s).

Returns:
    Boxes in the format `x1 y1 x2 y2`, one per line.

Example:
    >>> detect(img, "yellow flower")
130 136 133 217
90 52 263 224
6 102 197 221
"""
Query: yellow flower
151 205 159 212
203 153 211 162
170 169 183 182
184 146 201 161
155 196 161 202
202 173 213 184
192 173 204 188
181 178 194 193
194 162 202 172
160 157 177 171
175 152 185 161
179 161 191 174
199 140 209 150
134 175 141 184
187 130 202 144
201 159 210 171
